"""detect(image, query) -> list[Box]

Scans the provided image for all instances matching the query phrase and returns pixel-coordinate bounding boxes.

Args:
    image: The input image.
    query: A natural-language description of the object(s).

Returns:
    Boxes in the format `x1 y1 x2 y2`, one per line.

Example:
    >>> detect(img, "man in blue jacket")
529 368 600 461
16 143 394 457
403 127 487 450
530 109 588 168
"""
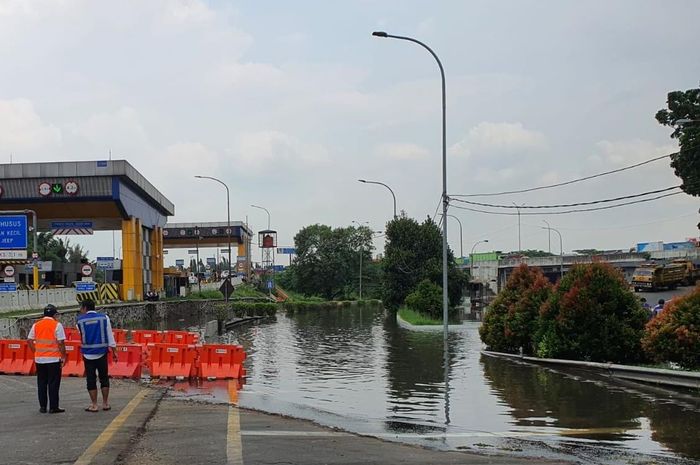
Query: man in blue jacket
77 299 118 412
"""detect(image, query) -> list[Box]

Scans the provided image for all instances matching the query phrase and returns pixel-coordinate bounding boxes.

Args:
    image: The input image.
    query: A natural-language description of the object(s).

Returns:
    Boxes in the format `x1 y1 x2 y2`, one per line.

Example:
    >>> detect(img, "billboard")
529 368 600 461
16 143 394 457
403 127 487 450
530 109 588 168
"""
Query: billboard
636 241 664 253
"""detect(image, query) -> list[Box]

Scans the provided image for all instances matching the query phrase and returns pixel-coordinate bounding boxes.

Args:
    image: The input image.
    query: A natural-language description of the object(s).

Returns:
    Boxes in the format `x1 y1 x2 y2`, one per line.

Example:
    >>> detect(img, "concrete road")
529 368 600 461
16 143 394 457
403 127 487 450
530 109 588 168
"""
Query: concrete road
0 375 571 465
633 284 696 305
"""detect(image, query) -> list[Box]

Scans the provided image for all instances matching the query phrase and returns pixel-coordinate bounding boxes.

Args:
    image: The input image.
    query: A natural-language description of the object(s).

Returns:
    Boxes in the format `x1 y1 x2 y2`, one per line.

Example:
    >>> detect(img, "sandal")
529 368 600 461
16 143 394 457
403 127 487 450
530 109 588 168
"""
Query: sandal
103 406 112 411
85 406 99 412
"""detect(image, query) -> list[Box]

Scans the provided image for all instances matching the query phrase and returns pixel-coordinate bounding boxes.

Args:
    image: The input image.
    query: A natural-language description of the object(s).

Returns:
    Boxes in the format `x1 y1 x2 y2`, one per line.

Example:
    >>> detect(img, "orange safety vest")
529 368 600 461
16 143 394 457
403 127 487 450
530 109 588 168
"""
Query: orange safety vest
33 318 61 359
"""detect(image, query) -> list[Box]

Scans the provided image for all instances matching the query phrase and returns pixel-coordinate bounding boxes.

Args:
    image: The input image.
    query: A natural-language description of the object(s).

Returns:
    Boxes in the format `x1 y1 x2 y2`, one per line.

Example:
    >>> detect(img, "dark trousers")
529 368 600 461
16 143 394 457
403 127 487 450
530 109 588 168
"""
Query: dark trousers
36 362 62 410
84 354 110 391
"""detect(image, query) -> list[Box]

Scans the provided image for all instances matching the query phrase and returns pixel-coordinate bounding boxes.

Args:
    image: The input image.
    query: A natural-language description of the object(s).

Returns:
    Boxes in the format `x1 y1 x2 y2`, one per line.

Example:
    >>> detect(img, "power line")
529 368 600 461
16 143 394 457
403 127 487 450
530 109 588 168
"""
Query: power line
451 185 680 209
451 151 675 198
450 191 683 216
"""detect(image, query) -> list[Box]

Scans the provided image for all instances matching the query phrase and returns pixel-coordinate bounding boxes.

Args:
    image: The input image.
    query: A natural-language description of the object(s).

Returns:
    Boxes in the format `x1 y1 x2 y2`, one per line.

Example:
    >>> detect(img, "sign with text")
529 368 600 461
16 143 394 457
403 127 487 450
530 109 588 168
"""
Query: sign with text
276 247 296 255
175 259 185 267
0 215 28 250
206 257 216 265
96 257 116 270
76 281 96 292
0 282 17 292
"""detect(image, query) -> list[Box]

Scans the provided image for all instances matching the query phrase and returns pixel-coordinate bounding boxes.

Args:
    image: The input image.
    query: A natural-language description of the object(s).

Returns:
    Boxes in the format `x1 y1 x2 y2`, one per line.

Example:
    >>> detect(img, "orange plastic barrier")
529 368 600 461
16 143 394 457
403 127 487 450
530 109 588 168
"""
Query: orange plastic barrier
131 330 163 345
108 344 143 379
162 330 199 345
198 344 247 380
64 327 82 341
112 329 128 344
0 339 36 375
62 341 85 377
148 343 197 378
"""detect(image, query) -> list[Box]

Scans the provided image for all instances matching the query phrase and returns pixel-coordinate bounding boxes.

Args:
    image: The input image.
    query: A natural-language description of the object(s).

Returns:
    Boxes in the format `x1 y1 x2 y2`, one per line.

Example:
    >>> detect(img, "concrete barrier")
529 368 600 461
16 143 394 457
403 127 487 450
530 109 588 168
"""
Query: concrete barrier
0 288 79 313
482 350 700 389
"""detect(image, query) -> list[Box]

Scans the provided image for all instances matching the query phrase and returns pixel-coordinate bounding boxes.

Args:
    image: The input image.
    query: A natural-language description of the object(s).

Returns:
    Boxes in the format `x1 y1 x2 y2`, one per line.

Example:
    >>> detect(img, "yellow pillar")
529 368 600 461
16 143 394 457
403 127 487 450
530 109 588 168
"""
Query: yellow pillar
237 243 247 275
121 217 143 301
150 227 164 292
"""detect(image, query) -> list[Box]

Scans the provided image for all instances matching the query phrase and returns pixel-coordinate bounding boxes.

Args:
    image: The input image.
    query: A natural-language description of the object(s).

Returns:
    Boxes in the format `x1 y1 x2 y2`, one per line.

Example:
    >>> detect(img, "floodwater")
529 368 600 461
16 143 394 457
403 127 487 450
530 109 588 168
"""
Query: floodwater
163 306 700 464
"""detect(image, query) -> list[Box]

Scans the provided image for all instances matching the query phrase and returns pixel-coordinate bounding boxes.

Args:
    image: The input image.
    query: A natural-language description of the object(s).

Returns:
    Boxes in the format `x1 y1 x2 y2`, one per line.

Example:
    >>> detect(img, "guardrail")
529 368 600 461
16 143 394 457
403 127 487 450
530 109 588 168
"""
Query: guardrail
482 350 700 389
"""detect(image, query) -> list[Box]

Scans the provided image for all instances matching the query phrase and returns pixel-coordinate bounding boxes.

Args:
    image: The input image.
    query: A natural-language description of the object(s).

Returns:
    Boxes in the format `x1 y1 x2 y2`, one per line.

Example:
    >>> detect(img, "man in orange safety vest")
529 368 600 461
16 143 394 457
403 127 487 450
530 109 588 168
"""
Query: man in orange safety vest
28 304 67 413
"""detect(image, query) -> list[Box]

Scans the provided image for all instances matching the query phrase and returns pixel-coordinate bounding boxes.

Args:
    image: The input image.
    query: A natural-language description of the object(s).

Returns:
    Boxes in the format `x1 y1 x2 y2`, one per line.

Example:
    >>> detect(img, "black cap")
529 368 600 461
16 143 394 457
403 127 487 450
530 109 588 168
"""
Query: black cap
43 304 58 317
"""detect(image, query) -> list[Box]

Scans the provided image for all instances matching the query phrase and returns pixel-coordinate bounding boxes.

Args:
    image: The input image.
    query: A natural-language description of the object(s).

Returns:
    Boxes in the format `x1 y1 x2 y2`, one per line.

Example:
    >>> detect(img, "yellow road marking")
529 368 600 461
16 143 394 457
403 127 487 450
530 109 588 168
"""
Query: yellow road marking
227 380 243 465
73 389 148 465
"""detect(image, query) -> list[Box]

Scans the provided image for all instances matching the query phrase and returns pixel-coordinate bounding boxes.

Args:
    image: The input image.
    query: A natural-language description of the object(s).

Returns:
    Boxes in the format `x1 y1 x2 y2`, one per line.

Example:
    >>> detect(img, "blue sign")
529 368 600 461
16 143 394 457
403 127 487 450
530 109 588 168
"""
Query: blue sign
272 265 286 272
175 259 185 267
76 282 96 292
97 160 108 167
51 221 93 229
0 215 28 250
0 283 17 292
96 257 115 270
266 280 273 290
276 247 296 255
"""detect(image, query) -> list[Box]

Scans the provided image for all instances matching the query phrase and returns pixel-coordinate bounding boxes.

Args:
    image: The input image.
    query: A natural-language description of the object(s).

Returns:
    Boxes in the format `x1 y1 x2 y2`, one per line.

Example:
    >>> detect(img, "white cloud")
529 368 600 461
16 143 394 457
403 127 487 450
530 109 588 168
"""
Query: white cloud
375 142 430 160
0 98 61 151
69 107 149 152
588 139 677 167
449 122 548 158
231 131 329 174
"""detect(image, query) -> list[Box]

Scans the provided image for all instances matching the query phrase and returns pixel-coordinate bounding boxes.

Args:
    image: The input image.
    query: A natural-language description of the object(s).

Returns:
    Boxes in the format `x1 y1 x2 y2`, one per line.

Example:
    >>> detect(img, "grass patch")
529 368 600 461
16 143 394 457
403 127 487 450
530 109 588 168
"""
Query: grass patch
232 284 267 299
398 307 443 326
186 290 224 300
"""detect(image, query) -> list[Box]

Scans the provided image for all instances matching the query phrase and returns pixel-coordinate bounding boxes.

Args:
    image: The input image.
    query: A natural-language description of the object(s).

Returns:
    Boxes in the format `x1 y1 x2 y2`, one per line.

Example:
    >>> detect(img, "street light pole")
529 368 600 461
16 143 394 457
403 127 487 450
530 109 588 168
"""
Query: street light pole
543 219 551 254
195 175 232 301
250 204 271 230
439 214 463 259
512 202 522 252
541 226 564 278
373 30 449 340
469 239 489 279
358 179 397 218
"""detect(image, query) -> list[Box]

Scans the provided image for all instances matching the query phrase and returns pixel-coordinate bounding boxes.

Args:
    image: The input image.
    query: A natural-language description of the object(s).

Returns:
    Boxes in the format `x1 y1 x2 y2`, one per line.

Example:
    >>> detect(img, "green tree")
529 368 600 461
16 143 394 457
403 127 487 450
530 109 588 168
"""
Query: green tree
27 232 69 263
404 279 443 319
656 86 700 196
479 264 553 355
65 240 89 263
287 224 374 299
535 262 648 363
382 215 466 312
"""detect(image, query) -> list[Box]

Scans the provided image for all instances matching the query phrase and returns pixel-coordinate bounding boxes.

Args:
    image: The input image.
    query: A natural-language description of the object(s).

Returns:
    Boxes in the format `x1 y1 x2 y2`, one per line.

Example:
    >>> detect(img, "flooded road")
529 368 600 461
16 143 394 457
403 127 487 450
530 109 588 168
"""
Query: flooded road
164 306 700 463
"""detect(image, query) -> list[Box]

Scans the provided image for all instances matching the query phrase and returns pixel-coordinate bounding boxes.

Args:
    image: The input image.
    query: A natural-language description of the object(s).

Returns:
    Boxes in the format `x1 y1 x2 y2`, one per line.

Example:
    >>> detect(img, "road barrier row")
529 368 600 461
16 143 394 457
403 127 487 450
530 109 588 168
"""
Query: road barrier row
0 336 245 381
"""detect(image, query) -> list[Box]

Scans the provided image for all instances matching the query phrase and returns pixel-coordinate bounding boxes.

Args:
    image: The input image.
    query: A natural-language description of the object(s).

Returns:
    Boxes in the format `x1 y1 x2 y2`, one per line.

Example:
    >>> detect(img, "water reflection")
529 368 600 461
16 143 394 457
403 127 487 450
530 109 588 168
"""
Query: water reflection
138 305 700 462
481 355 700 459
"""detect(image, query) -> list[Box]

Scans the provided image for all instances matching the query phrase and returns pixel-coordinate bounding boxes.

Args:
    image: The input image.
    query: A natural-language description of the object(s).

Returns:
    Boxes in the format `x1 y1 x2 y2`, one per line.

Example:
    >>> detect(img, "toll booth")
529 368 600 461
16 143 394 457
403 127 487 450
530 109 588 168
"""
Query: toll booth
0 160 174 301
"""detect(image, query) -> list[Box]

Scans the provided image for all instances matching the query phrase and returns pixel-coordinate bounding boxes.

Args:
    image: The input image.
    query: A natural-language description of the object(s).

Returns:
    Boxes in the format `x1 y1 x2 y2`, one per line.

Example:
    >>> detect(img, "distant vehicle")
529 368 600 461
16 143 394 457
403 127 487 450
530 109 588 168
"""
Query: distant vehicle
671 258 700 286
632 263 686 292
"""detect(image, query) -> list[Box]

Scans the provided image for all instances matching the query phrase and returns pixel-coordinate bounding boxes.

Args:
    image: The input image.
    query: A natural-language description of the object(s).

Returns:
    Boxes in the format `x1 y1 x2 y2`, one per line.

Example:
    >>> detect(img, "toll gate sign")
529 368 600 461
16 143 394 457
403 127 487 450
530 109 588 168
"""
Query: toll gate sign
0 215 28 255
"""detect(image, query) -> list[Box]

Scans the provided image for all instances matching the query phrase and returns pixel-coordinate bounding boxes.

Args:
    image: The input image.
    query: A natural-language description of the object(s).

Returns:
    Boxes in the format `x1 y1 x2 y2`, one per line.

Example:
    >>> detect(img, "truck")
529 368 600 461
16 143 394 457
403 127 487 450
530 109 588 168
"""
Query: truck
671 258 700 286
632 263 686 292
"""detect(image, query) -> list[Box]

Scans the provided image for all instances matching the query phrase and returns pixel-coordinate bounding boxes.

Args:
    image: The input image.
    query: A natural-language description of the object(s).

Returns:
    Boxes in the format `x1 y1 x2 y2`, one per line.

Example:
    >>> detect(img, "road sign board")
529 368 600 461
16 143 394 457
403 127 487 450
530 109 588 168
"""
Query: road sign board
272 265 285 272
187 249 198 255
4 277 15 283
276 247 296 255
219 279 235 299
175 259 185 267
220 249 231 254
0 215 28 250
76 282 96 292
206 257 216 265
0 250 27 260
0 283 17 292
97 160 108 168
236 256 246 262
3 265 15 277
81 264 93 276
51 221 94 235
96 257 115 270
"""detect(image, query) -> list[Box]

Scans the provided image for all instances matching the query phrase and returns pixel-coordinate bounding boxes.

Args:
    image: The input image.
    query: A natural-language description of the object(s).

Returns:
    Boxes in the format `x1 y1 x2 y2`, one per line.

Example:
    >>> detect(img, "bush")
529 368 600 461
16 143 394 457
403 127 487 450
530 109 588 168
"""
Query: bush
232 302 278 316
642 288 700 369
479 264 552 354
535 263 647 363
188 290 224 300
404 279 443 319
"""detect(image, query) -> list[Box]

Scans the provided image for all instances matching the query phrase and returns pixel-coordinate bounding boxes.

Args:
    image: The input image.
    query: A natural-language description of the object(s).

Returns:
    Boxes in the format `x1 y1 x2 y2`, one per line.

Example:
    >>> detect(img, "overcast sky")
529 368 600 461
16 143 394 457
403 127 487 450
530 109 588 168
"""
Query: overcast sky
1 0 699 264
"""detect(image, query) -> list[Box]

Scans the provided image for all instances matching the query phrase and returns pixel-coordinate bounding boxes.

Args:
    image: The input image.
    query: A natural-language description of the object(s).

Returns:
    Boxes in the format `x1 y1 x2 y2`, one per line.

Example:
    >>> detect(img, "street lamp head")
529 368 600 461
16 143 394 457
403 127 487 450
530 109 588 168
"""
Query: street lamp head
372 31 388 38
194 175 203 178
358 179 367 183
483 239 489 243
676 118 697 125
